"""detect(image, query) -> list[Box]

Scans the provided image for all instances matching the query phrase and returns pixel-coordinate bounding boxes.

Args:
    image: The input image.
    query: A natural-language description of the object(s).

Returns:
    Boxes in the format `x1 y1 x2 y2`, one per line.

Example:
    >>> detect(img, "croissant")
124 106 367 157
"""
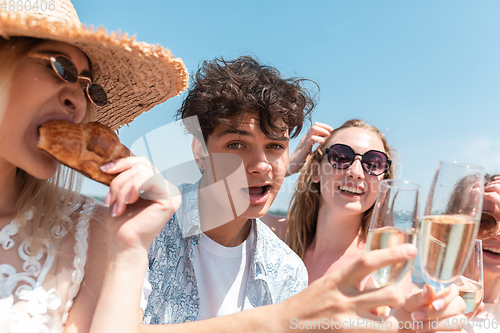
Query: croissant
37 120 130 186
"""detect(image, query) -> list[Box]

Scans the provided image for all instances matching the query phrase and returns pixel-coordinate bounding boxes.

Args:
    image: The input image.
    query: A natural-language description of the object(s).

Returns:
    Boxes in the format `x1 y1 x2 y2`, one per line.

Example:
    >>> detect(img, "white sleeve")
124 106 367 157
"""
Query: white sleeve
140 268 152 312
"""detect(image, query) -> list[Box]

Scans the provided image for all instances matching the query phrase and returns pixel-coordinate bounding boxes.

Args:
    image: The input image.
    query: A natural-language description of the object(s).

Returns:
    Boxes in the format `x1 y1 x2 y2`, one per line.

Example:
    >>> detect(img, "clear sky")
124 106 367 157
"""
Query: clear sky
75 0 500 213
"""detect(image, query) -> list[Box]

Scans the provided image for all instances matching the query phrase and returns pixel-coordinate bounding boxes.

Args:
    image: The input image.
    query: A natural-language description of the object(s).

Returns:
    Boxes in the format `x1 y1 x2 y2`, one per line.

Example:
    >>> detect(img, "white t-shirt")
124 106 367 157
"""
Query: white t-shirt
193 223 255 320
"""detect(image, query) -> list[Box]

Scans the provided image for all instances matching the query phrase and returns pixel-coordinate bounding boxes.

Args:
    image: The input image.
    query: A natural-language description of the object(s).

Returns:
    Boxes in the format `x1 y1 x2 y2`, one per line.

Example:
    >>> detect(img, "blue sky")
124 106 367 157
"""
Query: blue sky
75 0 500 213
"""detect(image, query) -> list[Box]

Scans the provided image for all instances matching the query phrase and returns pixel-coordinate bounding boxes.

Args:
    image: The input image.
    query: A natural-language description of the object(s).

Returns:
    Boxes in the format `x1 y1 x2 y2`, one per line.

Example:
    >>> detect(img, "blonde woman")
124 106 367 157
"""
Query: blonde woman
0 1 187 332
287 119 401 288
264 120 399 285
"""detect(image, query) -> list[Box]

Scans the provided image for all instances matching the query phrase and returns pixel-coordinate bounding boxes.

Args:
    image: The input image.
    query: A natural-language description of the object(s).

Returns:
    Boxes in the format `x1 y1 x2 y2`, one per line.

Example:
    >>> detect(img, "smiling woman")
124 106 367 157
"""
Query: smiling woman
260 119 470 329
285 119 396 286
481 174 500 305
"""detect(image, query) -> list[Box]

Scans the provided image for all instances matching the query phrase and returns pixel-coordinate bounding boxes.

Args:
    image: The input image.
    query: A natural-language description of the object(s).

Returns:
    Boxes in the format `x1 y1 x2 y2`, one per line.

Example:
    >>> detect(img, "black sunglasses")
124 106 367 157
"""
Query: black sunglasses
477 211 499 240
28 53 107 107
324 143 391 176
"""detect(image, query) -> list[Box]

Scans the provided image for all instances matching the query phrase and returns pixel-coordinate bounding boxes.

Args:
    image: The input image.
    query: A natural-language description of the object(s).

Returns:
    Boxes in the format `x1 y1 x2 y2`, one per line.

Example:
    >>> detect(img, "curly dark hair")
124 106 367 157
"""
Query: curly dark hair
176 56 316 144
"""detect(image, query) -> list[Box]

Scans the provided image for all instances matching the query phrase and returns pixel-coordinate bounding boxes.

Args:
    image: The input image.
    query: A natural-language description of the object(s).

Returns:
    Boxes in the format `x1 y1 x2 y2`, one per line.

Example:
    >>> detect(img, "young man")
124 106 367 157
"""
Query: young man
142 56 315 323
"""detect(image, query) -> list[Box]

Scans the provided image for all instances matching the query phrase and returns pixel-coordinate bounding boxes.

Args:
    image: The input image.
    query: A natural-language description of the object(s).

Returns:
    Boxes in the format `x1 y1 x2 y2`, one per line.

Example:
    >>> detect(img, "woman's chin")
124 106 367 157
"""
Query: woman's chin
27 158 58 180
483 255 500 279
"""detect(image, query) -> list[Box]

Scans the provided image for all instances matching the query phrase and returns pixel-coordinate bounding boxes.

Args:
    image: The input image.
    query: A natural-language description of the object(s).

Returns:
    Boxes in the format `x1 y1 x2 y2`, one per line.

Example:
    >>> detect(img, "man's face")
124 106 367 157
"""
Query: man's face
202 114 289 220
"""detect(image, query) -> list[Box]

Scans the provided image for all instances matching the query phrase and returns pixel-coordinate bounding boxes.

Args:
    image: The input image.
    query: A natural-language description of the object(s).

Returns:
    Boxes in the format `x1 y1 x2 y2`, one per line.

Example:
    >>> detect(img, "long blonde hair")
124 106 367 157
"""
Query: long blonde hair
1 37 97 253
286 119 395 258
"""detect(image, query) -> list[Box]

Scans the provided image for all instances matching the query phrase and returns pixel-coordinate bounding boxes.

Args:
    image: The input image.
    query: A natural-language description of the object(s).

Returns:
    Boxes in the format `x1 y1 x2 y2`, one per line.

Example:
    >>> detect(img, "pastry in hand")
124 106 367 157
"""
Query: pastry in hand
37 120 130 186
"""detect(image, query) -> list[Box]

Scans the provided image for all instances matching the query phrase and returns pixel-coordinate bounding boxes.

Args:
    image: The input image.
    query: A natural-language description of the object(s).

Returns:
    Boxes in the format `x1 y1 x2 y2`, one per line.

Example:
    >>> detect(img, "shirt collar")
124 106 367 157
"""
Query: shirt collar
250 219 269 281
176 182 269 281
176 181 202 238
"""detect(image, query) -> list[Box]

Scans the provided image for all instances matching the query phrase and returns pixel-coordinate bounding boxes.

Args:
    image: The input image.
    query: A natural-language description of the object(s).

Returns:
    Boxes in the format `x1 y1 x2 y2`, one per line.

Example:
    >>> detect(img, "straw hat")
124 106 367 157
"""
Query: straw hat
0 0 188 130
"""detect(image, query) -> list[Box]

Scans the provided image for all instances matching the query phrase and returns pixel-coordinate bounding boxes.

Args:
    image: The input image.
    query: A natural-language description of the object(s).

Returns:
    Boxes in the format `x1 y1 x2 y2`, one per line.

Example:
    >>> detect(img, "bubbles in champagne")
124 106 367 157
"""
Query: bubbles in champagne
419 215 479 288
456 275 483 315
366 226 417 287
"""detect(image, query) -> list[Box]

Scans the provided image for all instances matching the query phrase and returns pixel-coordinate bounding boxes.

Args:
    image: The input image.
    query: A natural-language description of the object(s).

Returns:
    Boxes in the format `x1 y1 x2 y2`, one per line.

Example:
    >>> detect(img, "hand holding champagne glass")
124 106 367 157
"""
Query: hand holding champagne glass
419 161 484 292
366 179 420 287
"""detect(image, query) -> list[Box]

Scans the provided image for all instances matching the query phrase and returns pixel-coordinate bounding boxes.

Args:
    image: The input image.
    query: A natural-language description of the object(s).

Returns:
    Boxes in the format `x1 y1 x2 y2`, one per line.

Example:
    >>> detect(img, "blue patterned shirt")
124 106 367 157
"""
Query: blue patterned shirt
143 182 308 324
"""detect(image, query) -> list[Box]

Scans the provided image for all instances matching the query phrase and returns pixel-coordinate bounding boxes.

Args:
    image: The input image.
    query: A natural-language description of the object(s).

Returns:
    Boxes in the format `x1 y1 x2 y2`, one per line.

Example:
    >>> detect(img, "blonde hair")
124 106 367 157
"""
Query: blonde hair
0 38 38 122
286 119 395 258
1 37 97 253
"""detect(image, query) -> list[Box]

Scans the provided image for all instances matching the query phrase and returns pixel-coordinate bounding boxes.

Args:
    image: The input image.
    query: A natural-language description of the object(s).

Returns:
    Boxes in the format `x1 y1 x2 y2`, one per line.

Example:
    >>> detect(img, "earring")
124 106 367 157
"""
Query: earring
199 166 205 174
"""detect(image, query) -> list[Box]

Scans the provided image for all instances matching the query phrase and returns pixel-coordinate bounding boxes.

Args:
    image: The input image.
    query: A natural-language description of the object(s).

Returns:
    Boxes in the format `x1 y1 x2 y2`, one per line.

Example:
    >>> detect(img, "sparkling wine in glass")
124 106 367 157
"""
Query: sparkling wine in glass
455 239 484 316
419 161 484 292
366 179 420 287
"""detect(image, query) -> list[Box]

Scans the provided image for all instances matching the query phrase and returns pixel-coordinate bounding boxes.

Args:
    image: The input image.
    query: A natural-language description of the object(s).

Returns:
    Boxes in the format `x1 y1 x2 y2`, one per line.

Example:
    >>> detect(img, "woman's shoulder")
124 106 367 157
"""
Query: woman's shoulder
62 194 110 258
259 213 287 240
63 195 112 332
63 194 109 227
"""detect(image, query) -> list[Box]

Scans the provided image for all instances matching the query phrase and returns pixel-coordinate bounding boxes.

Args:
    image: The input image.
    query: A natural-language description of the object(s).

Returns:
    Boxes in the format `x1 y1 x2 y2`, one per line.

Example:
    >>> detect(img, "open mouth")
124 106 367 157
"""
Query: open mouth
243 185 271 196
483 247 500 255
338 185 364 195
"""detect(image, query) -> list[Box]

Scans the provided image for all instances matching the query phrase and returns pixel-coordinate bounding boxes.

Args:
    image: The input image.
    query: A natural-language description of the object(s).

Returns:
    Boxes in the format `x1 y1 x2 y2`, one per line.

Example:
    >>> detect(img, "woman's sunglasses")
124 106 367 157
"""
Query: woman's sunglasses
477 211 500 240
324 143 391 176
27 53 107 107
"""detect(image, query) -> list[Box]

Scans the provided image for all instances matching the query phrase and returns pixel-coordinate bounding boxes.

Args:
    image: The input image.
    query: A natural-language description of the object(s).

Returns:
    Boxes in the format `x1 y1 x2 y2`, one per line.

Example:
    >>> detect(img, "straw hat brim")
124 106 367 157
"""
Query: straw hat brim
0 11 188 130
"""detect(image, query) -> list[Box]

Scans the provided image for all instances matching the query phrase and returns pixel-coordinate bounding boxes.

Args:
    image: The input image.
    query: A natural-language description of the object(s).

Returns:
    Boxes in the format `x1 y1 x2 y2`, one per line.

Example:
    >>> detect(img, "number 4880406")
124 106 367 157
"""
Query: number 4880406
0 0 56 11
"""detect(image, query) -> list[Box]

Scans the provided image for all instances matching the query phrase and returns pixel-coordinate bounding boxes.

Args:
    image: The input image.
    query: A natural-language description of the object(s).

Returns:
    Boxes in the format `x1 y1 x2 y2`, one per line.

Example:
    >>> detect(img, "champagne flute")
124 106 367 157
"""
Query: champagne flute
455 239 483 316
419 161 484 292
366 179 420 287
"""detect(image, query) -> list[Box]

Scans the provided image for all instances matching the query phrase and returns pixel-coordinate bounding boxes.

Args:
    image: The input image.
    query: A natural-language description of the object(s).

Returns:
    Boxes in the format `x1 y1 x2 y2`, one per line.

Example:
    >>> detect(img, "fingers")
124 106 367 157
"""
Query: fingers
297 122 333 150
311 121 334 133
484 189 500 204
338 244 418 289
484 181 500 194
100 156 158 175
411 285 465 321
401 285 436 315
102 156 179 217
105 169 142 216
302 123 332 149
483 186 500 214
287 122 333 177
309 122 333 139
352 285 406 312
310 135 328 144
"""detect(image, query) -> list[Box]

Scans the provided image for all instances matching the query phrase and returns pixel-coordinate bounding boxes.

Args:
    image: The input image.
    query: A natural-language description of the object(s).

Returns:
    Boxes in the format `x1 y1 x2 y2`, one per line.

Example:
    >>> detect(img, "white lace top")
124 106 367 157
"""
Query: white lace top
0 197 97 333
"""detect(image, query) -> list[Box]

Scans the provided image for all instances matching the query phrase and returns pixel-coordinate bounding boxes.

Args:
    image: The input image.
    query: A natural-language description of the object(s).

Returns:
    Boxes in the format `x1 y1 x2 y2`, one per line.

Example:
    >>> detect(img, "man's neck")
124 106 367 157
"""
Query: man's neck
197 176 253 247
203 218 252 247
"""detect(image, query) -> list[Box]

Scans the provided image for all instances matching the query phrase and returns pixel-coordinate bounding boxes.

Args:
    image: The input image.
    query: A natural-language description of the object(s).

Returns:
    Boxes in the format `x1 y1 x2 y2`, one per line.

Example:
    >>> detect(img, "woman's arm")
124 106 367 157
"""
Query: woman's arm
64 214 110 333
286 122 332 176
64 156 181 333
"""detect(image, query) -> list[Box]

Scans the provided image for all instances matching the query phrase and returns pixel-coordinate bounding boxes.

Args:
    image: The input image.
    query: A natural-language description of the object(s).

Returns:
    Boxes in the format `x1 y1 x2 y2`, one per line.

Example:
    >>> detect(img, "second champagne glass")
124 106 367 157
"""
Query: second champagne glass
419 161 484 292
455 239 484 316
366 179 421 287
